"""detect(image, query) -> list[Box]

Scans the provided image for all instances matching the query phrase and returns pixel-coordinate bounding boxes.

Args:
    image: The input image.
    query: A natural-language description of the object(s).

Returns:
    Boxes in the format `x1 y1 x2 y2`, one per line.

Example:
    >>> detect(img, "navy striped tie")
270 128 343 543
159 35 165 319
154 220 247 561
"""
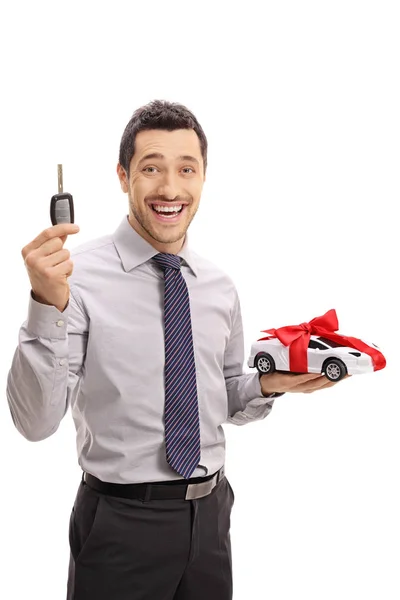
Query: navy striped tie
153 253 201 479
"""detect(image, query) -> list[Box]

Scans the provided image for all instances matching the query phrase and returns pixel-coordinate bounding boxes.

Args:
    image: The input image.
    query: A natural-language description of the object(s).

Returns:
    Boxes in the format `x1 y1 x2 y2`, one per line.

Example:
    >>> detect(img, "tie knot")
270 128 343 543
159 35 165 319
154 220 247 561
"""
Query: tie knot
153 253 182 271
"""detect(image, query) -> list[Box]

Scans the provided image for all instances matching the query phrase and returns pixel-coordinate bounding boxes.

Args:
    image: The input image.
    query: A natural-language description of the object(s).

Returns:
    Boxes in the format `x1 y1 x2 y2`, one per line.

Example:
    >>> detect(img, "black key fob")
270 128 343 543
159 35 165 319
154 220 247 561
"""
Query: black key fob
50 165 75 225
50 193 74 225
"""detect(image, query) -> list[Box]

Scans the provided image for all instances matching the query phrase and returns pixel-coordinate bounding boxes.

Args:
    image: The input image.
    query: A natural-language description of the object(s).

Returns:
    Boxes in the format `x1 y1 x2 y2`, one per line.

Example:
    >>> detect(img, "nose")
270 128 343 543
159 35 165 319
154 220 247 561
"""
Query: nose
156 172 179 200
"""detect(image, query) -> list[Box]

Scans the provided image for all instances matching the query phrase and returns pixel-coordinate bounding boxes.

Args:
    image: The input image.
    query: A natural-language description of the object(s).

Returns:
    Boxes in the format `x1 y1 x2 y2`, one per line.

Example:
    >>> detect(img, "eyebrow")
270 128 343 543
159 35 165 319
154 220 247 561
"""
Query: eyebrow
137 153 200 167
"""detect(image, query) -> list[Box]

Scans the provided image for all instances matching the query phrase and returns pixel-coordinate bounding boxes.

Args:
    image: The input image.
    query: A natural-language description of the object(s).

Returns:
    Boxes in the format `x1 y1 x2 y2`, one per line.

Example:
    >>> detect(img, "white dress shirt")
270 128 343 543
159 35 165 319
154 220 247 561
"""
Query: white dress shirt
6 215 276 483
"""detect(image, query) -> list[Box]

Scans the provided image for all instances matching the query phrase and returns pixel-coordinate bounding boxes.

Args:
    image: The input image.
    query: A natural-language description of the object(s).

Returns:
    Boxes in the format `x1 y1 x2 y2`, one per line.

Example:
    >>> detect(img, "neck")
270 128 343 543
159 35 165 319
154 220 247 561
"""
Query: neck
127 214 185 255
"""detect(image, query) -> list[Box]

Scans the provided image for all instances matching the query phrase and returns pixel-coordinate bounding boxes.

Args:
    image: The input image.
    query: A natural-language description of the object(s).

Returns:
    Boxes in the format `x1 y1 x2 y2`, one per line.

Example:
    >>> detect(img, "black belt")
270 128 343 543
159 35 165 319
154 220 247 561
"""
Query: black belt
83 466 225 501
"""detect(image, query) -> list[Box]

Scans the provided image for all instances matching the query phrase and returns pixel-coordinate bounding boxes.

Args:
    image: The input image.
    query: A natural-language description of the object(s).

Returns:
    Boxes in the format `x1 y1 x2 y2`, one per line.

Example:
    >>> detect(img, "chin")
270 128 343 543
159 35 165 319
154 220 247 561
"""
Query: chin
150 221 188 241
154 231 186 245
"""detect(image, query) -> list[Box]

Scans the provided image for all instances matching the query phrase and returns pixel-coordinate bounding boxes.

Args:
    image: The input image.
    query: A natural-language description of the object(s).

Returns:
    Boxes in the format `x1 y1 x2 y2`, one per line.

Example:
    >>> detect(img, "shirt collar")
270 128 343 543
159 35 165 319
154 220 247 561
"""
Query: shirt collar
112 215 198 277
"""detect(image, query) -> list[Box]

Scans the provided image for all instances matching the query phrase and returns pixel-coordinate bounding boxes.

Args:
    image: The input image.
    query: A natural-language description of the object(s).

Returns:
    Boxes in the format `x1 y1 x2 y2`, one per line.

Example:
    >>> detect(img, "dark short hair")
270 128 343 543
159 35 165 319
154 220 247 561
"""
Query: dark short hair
119 99 208 177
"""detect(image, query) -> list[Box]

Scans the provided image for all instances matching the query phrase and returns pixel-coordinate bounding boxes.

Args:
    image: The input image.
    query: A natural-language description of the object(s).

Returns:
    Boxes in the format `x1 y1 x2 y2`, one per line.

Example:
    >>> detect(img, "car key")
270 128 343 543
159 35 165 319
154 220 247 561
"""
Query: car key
50 164 75 225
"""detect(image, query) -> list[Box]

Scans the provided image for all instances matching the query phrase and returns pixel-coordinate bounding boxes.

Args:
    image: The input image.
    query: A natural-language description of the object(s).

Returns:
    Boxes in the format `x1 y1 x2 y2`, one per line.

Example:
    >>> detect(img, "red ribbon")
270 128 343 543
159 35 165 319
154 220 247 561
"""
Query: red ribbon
258 308 386 373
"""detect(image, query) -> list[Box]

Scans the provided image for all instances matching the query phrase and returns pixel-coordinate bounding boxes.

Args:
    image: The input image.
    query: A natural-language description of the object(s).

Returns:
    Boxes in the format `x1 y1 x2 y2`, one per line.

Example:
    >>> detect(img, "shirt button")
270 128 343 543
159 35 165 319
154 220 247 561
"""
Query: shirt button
56 320 64 327
59 359 66 366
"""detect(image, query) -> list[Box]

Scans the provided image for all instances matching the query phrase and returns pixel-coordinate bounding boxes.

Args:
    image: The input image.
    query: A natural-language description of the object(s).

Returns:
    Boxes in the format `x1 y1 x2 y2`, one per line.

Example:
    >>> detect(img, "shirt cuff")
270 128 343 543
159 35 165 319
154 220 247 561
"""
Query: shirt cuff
26 290 70 339
226 372 280 426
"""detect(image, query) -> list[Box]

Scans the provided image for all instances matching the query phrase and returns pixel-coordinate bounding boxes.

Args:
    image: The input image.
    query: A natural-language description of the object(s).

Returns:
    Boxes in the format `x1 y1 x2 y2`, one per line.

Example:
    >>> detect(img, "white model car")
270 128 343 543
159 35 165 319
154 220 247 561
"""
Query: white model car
248 335 379 381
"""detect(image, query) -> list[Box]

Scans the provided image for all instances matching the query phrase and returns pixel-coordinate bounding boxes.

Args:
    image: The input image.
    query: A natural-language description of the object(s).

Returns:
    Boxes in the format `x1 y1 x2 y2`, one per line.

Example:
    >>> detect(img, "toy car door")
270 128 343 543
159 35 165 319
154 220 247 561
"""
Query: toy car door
307 339 327 372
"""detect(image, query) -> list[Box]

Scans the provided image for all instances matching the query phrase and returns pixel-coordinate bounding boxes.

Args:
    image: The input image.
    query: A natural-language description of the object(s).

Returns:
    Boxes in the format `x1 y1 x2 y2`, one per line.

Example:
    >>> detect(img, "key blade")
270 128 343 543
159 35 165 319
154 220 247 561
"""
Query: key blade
57 164 63 194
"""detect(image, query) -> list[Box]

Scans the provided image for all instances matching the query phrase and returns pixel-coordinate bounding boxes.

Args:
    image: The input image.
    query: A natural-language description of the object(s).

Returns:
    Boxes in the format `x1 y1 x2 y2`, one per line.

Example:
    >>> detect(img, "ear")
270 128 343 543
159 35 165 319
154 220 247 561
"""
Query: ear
116 163 129 193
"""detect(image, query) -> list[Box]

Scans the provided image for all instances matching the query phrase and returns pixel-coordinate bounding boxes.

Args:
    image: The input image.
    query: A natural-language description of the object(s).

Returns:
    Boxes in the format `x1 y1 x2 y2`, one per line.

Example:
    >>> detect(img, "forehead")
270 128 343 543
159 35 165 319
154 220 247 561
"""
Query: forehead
133 129 202 163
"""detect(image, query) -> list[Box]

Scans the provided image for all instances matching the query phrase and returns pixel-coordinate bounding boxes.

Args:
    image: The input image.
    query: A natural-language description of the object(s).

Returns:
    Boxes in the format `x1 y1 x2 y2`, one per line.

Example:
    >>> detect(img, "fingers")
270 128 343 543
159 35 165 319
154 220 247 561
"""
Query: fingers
290 376 329 393
301 375 351 394
287 372 322 381
24 243 70 268
279 372 323 391
285 373 326 392
40 248 72 269
47 257 75 277
261 371 352 395
303 380 336 393
21 224 79 260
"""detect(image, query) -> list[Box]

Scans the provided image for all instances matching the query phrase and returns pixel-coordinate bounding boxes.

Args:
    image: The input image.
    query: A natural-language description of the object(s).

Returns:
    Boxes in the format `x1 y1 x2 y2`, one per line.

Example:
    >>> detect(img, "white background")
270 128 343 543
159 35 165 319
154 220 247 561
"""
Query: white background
1 1 399 598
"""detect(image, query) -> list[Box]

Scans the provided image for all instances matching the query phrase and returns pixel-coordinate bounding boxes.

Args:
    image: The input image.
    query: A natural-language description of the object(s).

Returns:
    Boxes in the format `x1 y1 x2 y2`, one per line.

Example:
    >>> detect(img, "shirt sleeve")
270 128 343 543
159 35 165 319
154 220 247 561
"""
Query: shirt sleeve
6 285 88 441
224 290 281 426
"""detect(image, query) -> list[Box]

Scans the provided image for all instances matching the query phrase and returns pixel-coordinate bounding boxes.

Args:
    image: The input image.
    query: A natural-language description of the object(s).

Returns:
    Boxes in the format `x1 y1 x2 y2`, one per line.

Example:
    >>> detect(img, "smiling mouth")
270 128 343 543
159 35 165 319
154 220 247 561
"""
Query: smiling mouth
149 203 187 221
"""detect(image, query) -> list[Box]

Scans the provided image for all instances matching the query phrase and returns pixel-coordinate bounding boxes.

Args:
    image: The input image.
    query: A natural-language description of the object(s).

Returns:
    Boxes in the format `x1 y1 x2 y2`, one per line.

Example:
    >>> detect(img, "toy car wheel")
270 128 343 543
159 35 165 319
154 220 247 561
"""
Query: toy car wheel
322 358 347 382
255 352 276 375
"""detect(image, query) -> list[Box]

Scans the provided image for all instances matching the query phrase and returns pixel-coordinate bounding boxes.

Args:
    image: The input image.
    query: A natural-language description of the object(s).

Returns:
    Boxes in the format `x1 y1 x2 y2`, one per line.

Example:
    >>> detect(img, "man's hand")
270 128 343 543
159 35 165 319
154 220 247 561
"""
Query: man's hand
21 223 80 313
260 371 351 395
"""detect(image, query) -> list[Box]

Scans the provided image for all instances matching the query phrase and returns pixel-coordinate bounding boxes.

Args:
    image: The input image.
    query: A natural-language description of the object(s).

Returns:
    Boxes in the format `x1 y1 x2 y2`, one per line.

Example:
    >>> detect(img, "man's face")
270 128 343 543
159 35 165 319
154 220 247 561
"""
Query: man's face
117 128 205 250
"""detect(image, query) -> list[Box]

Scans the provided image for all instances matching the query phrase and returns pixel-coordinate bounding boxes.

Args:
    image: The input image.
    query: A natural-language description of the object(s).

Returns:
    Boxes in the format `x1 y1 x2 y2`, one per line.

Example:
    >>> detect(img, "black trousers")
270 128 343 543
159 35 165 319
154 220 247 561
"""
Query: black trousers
66 472 235 599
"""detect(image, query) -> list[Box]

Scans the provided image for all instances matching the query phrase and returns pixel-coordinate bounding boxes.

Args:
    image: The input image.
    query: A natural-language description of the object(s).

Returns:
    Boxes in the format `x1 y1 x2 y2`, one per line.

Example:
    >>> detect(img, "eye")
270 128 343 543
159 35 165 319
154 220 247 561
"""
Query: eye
142 166 195 174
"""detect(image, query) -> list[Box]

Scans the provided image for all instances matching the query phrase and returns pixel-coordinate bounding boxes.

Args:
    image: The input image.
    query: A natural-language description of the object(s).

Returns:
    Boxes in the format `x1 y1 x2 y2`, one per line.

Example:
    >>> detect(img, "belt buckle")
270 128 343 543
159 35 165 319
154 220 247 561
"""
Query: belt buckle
185 478 214 500
185 467 224 500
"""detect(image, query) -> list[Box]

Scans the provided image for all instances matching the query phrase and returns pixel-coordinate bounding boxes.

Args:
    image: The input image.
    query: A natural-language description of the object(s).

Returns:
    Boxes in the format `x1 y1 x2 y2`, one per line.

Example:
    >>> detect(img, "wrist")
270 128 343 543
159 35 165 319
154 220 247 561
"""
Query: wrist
259 374 284 398
259 373 275 396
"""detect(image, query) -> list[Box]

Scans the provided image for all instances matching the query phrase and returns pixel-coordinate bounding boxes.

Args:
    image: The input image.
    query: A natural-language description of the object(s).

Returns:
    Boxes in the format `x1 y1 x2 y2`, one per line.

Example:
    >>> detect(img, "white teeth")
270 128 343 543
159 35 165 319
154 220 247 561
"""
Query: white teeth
153 204 183 213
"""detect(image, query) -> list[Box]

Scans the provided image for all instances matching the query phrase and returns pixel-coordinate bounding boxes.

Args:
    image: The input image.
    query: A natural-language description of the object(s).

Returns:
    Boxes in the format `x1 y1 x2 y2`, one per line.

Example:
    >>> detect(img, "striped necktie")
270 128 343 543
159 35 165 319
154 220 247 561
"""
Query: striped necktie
153 253 201 479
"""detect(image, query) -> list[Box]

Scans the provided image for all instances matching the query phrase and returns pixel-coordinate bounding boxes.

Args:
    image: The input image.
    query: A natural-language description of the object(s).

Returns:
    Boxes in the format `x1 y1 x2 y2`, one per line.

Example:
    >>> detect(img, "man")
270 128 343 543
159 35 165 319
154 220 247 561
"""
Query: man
7 100 343 599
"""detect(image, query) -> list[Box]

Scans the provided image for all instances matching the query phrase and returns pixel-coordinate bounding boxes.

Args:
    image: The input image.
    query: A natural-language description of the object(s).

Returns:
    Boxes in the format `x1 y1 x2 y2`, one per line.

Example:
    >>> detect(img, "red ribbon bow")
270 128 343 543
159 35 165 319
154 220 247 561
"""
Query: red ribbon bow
258 308 386 373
